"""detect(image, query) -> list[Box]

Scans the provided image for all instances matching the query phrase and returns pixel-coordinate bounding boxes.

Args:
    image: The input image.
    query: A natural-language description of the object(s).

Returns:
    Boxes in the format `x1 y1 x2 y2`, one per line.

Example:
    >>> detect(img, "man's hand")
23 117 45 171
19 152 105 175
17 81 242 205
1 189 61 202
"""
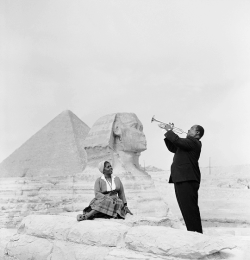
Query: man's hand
158 123 173 131
124 206 133 215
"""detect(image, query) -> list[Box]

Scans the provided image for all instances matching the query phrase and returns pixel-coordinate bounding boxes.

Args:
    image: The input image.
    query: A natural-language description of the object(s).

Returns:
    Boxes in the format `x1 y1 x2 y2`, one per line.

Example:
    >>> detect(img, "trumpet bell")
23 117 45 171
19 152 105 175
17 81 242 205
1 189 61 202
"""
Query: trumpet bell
151 115 187 134
151 116 165 125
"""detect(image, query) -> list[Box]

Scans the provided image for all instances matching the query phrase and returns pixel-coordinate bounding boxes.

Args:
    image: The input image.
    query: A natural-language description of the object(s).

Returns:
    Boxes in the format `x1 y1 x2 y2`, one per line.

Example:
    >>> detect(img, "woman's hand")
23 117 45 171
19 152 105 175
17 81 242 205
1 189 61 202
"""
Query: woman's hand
124 206 133 215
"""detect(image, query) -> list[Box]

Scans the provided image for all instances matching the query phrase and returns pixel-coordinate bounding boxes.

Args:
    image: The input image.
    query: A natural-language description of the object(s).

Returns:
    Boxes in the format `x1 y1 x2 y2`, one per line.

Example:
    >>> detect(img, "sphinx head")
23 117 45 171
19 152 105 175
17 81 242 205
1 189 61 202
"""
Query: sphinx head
113 113 147 153
84 112 147 167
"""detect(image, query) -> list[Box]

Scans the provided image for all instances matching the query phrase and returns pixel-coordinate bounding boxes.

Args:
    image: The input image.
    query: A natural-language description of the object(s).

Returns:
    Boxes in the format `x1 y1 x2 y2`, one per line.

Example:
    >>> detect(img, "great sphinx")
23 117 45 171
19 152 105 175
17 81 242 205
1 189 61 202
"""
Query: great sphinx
84 113 151 183
82 112 172 218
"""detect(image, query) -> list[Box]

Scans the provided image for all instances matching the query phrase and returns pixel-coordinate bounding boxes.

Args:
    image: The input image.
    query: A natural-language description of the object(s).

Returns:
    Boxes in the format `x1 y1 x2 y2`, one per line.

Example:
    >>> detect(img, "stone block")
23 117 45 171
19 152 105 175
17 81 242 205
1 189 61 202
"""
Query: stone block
125 226 236 259
4 234 53 260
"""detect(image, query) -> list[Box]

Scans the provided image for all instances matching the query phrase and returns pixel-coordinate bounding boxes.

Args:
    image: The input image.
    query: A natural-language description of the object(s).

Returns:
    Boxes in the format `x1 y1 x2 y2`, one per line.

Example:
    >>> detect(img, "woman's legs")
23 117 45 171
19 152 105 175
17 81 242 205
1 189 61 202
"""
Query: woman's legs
77 209 98 221
85 209 98 219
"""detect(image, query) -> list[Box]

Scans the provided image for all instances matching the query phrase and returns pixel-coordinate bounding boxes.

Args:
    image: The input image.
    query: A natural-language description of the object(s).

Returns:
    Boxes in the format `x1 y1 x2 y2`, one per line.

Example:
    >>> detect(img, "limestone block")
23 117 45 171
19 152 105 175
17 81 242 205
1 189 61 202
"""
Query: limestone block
4 237 112 260
125 215 183 229
17 215 130 247
18 215 75 241
0 228 17 259
104 248 166 260
3 215 246 260
49 241 111 260
67 220 130 247
60 212 182 229
125 226 236 259
5 237 154 260
4 234 166 260
0 176 97 228
4 234 53 260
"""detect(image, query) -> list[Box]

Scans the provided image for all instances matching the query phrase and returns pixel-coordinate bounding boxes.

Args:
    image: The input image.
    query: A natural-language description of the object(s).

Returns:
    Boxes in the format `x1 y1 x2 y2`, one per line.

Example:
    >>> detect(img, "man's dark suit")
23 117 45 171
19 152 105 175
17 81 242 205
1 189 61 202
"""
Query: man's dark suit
164 130 203 233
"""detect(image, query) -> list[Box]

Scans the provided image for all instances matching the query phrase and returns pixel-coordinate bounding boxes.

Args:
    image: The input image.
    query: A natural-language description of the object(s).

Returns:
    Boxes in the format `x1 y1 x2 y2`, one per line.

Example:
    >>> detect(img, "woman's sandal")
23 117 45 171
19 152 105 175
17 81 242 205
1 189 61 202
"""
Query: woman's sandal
77 214 87 221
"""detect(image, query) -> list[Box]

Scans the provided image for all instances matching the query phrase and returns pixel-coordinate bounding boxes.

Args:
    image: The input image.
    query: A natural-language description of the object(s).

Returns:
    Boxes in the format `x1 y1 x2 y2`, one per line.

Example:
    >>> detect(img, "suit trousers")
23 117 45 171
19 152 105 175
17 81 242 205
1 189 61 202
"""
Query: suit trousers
174 181 203 233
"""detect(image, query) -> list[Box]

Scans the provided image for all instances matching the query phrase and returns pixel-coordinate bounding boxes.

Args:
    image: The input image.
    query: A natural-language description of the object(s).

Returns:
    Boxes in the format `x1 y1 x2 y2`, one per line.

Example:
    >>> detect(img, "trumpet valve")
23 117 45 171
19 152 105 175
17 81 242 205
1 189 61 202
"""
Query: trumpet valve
158 123 166 129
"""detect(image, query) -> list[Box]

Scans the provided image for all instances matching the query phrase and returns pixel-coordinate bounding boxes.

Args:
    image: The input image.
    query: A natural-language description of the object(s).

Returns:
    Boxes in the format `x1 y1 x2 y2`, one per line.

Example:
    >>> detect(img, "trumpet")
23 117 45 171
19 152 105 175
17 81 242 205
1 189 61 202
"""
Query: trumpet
151 115 187 134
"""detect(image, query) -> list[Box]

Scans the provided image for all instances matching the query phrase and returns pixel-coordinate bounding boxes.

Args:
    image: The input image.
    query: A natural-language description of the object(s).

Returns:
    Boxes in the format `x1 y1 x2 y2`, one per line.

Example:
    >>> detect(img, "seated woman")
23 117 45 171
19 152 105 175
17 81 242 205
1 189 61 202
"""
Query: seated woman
77 161 133 221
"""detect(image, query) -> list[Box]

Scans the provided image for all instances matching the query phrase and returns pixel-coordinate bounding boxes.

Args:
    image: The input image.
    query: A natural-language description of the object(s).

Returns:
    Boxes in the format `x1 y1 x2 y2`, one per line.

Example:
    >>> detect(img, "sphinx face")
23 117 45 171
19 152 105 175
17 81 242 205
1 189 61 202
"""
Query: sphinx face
113 113 147 153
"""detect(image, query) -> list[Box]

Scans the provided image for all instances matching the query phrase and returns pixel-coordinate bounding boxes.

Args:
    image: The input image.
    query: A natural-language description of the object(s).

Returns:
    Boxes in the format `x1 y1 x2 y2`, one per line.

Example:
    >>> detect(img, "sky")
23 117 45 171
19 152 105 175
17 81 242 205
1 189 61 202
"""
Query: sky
1 0 250 170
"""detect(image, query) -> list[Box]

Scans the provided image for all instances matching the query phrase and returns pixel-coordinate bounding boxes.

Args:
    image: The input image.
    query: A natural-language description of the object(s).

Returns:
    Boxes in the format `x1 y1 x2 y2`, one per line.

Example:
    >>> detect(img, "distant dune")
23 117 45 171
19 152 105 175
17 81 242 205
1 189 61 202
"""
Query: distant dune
200 164 250 189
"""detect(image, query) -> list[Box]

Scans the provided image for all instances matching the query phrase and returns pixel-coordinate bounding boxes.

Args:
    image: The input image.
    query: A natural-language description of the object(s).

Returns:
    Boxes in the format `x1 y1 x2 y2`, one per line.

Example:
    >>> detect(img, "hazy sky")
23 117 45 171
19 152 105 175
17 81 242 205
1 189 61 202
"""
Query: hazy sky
1 0 250 170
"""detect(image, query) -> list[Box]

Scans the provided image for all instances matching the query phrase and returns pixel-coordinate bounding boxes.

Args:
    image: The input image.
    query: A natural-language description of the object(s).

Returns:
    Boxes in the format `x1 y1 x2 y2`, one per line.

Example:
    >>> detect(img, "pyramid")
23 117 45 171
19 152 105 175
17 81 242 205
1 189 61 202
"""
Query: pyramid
0 110 90 177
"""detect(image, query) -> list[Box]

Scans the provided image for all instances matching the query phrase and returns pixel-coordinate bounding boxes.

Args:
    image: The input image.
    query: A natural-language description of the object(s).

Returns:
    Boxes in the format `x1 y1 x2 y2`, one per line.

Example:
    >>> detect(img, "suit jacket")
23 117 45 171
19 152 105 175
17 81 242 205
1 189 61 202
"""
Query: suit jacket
164 130 202 183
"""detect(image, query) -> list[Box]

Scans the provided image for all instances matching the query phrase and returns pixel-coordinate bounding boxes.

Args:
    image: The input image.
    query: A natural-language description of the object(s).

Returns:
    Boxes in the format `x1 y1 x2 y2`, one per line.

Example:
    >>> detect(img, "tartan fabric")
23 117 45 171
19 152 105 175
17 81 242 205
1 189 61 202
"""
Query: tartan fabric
88 195 126 219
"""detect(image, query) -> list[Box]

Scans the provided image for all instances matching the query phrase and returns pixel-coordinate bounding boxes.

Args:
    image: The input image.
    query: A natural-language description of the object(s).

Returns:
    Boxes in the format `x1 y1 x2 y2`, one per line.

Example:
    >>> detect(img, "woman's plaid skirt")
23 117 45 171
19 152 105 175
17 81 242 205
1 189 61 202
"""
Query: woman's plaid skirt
84 195 126 219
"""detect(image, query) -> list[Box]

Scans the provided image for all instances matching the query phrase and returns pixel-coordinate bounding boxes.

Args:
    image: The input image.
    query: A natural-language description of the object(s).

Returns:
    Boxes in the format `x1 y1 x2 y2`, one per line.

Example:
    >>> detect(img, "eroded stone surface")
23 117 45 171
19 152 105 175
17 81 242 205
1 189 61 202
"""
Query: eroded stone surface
4 235 169 260
2 215 239 260
0 176 95 228
50 241 111 260
104 248 167 260
4 234 53 260
4 235 112 260
17 215 130 247
0 228 16 259
59 212 183 230
125 225 236 259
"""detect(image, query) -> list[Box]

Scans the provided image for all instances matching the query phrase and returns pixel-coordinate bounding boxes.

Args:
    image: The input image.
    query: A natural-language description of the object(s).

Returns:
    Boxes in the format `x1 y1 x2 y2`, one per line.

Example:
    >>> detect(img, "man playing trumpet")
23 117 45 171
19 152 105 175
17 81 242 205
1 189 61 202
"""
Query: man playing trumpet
161 123 204 234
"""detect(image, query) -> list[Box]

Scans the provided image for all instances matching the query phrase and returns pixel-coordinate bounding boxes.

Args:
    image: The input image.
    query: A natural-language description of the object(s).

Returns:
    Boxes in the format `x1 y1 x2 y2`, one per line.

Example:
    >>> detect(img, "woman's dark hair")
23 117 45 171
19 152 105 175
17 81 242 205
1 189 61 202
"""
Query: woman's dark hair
196 125 204 139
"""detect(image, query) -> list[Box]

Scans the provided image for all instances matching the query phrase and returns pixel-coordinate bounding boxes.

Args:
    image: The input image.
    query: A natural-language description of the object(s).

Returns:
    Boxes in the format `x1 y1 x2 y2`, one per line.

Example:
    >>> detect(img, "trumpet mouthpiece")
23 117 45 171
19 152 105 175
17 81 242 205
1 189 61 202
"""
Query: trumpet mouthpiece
151 115 155 123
